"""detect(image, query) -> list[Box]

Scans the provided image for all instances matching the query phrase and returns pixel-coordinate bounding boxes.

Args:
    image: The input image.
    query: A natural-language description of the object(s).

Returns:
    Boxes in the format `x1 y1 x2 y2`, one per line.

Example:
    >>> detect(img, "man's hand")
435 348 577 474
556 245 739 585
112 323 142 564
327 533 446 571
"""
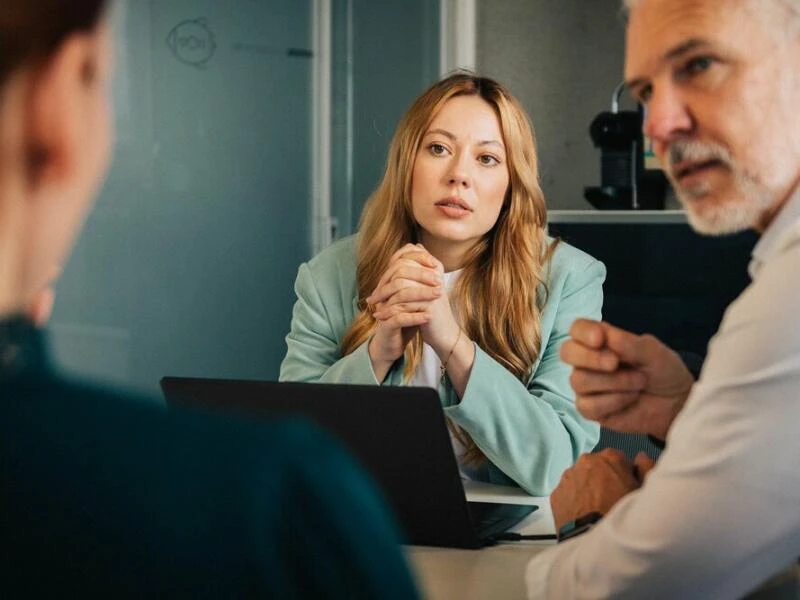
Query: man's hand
560 319 695 440
551 450 654 531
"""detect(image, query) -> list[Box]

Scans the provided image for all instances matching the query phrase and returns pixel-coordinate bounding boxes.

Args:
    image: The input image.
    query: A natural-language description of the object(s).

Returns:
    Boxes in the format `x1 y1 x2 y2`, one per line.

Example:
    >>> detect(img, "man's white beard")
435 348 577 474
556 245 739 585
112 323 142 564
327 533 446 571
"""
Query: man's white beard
666 159 774 236
681 195 763 236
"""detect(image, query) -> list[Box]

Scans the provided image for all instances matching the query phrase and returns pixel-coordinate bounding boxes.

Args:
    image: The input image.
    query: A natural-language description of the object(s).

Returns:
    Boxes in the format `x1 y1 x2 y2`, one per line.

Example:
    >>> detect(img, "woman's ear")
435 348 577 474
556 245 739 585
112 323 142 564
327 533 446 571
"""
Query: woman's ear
24 32 98 192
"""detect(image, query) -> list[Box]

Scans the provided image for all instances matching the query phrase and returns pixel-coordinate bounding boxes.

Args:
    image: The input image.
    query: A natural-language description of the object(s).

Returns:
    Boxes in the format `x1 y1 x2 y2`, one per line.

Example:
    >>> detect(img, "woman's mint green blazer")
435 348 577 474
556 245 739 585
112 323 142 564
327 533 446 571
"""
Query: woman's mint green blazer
279 235 605 495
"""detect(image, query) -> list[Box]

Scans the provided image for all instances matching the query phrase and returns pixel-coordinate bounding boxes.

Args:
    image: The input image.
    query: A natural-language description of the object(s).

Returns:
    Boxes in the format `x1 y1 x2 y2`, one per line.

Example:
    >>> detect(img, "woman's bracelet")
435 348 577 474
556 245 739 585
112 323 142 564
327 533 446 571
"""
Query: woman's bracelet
440 328 463 384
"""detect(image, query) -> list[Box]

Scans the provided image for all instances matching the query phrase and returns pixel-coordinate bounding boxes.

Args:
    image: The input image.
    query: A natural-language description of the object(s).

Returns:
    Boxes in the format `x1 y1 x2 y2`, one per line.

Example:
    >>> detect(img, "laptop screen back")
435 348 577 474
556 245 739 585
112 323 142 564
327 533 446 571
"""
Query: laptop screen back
161 377 486 548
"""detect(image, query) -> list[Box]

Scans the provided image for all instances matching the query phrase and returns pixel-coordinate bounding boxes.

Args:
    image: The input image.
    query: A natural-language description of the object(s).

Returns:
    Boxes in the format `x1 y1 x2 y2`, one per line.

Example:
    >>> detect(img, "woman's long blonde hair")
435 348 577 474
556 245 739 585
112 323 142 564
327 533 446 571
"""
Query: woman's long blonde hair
341 73 556 464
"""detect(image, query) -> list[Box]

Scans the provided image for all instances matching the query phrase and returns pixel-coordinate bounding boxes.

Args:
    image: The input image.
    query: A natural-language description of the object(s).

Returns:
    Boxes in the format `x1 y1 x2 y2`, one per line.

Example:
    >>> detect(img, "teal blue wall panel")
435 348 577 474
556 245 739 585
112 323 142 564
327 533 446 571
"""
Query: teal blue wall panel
51 0 313 392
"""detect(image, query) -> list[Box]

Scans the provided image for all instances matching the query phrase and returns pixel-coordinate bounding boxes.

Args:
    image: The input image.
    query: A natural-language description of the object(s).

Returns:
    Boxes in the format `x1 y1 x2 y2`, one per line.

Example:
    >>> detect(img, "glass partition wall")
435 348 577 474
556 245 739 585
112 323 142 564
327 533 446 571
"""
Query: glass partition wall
50 0 444 392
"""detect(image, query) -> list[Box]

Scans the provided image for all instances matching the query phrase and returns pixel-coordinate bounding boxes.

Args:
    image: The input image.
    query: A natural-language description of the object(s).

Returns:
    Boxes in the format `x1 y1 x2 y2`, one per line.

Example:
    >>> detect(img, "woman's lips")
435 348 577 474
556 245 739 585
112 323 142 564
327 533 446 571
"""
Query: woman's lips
436 203 471 218
435 198 472 218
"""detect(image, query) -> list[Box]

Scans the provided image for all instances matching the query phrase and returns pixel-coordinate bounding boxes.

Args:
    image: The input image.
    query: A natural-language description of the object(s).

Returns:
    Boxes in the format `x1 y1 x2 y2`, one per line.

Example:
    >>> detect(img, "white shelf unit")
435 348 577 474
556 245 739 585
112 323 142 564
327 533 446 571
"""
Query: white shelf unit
547 209 687 225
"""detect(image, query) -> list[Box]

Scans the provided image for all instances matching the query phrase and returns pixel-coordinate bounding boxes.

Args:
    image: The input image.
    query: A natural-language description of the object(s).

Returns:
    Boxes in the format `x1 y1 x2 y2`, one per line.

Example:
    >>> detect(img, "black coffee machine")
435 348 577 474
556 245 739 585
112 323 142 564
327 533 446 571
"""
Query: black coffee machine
584 82 666 210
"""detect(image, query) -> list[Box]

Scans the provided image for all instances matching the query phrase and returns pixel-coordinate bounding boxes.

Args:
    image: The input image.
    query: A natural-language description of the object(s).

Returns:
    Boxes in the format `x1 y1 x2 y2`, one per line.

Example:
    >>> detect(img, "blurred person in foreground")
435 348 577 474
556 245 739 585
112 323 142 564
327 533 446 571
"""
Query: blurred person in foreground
0 1 418 597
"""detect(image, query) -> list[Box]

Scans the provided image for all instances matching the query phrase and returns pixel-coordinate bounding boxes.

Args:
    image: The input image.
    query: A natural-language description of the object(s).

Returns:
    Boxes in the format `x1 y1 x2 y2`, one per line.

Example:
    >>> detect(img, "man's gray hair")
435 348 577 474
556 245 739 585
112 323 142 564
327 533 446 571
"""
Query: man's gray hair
622 0 800 23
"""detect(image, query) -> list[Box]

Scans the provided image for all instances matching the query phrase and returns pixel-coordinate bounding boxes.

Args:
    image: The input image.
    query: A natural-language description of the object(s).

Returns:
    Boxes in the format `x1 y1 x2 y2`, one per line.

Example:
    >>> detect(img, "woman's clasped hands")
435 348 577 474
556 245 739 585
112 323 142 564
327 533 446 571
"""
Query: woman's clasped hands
366 244 462 379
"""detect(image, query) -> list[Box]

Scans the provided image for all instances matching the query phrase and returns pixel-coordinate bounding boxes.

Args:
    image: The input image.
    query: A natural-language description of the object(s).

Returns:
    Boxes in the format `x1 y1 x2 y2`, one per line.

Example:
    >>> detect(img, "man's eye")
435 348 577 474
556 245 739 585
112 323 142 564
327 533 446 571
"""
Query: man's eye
634 85 653 105
680 56 714 78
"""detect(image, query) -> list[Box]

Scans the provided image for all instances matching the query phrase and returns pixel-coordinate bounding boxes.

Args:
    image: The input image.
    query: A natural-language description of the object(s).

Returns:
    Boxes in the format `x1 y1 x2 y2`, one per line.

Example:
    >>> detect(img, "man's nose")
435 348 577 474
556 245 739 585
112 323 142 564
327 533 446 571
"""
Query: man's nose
643 84 693 152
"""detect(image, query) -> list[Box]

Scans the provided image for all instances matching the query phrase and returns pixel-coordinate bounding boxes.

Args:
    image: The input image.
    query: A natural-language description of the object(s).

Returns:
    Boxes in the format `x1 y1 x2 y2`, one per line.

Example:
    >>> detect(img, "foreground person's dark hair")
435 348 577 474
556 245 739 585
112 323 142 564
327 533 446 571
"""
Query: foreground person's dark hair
0 0 108 86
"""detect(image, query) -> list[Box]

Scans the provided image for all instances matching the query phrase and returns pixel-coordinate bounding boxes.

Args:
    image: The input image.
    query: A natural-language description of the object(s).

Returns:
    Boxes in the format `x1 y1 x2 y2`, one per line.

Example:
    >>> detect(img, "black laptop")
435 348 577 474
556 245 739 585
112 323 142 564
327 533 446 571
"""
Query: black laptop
160 377 536 549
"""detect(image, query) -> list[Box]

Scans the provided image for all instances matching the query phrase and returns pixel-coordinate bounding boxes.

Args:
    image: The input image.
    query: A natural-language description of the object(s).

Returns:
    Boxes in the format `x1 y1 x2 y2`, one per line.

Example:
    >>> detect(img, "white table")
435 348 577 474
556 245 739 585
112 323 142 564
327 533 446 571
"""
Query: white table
408 491 800 599
407 487 555 600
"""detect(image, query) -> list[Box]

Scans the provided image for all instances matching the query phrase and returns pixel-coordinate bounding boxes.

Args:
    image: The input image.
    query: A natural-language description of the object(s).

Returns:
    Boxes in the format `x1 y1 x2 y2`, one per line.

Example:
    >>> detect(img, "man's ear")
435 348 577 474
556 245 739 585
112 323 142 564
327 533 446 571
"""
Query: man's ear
25 33 97 191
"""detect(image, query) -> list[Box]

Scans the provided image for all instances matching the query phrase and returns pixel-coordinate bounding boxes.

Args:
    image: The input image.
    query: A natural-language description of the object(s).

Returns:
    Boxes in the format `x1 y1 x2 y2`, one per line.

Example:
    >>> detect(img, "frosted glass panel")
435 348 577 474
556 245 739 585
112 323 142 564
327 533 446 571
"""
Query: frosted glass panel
330 0 440 235
51 0 313 392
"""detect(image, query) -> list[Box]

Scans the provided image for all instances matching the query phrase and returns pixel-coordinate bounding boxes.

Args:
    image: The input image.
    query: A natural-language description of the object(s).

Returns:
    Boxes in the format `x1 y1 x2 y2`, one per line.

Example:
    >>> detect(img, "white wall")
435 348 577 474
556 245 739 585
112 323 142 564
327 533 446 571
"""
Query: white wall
476 0 628 209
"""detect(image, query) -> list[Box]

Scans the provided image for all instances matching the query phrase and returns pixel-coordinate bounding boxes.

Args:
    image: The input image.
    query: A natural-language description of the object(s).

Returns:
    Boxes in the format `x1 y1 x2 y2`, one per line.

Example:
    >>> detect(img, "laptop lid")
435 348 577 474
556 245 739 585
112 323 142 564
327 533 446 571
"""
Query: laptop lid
161 377 511 548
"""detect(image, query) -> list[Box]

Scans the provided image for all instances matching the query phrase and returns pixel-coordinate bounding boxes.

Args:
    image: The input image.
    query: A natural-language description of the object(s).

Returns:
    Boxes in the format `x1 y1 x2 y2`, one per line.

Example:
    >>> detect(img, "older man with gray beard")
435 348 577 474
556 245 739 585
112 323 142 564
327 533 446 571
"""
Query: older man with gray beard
525 0 800 598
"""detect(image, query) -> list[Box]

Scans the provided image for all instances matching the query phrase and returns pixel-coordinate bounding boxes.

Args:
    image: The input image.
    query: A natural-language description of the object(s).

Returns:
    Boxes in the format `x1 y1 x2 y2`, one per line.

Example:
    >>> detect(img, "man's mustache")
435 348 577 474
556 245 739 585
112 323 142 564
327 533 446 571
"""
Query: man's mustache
667 140 733 173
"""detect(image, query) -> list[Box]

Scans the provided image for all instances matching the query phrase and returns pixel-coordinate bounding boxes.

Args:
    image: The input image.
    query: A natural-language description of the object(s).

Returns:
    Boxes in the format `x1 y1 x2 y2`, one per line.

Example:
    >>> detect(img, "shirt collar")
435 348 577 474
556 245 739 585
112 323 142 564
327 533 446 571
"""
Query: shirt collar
442 268 462 291
748 186 800 279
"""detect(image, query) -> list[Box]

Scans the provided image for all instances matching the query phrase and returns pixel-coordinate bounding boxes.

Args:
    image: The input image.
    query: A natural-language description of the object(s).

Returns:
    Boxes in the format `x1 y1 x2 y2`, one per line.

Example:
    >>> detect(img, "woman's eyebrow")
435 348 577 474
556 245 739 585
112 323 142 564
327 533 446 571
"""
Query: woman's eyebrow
425 128 457 141
425 128 504 150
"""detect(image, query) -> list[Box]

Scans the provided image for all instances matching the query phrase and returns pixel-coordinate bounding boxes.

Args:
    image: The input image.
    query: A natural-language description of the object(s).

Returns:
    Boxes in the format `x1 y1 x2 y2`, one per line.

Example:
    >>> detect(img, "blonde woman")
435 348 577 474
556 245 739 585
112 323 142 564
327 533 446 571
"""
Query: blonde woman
280 73 605 495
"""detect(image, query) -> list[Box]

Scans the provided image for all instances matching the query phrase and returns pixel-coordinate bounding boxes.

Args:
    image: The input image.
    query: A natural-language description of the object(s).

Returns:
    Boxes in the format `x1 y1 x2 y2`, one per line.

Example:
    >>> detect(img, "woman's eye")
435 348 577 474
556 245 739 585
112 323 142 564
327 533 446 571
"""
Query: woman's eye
478 154 499 166
429 143 447 156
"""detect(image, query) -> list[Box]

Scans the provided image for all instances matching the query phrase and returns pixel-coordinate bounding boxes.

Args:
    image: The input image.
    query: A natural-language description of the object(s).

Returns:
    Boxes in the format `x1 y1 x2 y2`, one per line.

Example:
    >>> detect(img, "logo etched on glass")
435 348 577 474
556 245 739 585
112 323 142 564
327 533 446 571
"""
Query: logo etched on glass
167 18 217 69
